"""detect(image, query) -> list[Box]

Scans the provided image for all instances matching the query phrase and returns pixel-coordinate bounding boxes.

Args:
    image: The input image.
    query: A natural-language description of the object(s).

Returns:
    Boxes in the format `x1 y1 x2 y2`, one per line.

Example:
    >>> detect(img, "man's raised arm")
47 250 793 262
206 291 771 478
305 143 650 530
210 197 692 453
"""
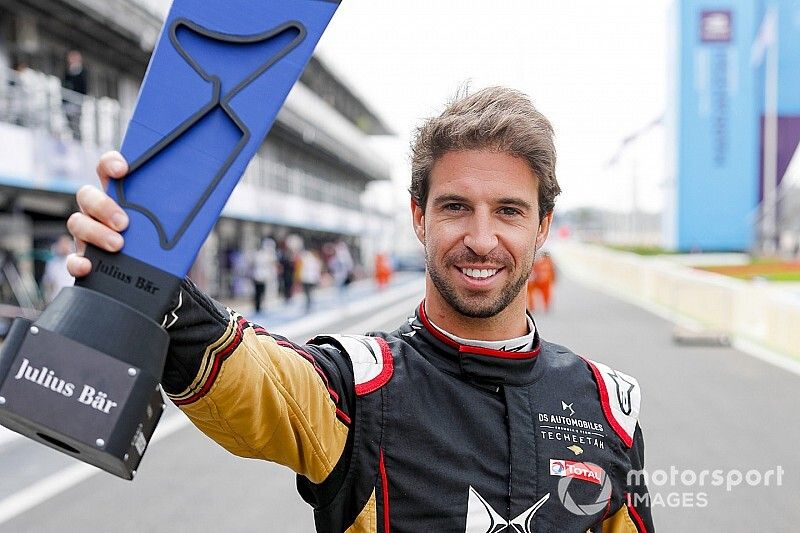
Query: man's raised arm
67 153 353 485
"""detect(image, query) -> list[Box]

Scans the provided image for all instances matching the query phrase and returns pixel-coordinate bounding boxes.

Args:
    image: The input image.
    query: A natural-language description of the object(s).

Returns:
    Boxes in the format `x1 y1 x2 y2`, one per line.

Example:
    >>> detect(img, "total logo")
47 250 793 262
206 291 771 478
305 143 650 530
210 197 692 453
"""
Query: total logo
549 459 605 486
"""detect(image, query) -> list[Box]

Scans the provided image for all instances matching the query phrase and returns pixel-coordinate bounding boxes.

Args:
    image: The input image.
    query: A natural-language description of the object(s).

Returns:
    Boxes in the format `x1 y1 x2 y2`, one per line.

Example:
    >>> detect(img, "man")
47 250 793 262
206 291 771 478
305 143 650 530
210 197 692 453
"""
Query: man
527 250 557 313
67 87 653 532
63 50 88 96
298 245 322 313
250 237 277 314
62 50 88 139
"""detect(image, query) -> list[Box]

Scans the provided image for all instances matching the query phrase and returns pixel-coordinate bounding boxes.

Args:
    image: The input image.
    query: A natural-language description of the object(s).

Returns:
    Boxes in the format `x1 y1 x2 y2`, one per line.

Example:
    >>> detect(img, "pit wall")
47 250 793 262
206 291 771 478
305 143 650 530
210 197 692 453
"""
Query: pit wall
551 242 800 361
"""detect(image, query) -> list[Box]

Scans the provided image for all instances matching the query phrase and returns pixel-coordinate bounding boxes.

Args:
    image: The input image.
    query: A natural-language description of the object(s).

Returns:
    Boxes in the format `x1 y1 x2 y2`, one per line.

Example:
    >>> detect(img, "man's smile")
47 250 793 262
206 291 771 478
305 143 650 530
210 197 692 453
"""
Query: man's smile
460 267 499 279
455 265 505 287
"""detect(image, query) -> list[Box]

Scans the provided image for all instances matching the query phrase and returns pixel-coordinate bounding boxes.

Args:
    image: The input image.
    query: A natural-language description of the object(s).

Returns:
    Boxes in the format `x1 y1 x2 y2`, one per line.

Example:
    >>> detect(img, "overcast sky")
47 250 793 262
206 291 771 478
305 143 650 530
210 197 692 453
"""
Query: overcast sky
151 0 672 212
314 0 672 213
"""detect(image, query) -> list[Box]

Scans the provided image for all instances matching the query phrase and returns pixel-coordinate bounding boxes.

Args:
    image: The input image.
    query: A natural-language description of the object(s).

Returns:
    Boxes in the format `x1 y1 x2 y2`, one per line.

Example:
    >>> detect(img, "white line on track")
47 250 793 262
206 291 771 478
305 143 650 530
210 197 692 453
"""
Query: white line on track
733 337 800 377
278 278 423 341
342 291 423 335
0 413 188 526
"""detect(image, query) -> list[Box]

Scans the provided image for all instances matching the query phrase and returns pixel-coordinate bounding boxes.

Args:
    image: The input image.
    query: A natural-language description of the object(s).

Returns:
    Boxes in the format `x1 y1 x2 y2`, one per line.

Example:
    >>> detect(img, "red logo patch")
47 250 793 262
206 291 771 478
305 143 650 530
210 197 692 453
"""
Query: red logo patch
549 459 605 485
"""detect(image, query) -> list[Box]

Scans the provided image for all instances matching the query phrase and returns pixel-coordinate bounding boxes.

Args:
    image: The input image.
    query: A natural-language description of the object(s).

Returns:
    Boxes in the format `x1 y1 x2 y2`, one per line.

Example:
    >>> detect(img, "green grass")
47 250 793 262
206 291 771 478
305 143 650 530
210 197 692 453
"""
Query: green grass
746 272 800 282
698 262 800 282
604 245 677 256
602 245 800 281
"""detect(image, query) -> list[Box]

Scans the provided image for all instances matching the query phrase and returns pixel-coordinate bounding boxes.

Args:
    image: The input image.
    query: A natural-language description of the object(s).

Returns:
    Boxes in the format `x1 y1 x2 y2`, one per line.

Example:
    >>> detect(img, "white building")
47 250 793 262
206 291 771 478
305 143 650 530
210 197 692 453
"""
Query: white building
0 0 394 300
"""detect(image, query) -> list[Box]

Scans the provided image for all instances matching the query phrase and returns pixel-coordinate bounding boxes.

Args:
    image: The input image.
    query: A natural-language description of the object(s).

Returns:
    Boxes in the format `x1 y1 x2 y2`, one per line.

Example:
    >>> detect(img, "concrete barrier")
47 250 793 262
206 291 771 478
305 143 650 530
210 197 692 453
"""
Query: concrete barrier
551 242 800 361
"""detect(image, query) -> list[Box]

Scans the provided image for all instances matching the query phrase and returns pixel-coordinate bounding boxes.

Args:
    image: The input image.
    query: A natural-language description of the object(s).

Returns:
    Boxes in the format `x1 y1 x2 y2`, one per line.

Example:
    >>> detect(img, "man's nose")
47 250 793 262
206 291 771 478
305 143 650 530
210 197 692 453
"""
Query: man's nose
463 214 499 257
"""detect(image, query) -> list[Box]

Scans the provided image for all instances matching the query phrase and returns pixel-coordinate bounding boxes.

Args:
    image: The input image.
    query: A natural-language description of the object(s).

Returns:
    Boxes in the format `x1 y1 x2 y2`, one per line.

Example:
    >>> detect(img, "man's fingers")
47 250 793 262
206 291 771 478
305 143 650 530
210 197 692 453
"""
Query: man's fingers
66 212 124 253
73 236 86 256
66 253 92 278
96 151 129 190
76 185 129 232
67 151 128 278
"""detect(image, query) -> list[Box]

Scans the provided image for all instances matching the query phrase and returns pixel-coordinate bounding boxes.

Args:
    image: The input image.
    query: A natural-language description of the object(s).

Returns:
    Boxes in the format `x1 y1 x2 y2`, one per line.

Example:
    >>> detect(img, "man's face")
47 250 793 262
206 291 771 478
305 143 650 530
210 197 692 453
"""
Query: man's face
412 150 552 320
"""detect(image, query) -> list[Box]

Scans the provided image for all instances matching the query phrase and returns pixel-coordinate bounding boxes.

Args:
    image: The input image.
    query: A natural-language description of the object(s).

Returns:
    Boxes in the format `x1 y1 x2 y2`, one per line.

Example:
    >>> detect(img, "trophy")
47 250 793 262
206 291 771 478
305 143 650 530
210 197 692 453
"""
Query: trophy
0 0 339 479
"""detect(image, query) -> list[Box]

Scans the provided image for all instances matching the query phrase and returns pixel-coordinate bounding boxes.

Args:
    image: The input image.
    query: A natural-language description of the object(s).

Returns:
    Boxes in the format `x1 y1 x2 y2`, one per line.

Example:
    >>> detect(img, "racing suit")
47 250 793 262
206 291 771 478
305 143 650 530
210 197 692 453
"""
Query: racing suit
161 279 654 532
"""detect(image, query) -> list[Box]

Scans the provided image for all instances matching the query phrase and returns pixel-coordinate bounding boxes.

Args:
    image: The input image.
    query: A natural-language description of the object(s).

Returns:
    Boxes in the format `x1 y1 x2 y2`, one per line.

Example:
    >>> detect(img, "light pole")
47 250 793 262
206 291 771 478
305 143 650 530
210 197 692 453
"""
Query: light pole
605 116 663 245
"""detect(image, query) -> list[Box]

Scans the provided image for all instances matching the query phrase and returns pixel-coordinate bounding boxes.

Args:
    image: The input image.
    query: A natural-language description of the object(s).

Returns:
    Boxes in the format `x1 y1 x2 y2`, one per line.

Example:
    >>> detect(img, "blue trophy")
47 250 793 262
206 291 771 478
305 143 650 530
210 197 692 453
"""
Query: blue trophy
0 0 340 479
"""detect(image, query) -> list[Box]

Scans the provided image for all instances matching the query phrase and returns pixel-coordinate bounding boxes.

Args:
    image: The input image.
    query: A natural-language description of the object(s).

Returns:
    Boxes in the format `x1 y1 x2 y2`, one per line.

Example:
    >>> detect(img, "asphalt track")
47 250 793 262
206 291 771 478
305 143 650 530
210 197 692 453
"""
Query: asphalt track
0 273 796 532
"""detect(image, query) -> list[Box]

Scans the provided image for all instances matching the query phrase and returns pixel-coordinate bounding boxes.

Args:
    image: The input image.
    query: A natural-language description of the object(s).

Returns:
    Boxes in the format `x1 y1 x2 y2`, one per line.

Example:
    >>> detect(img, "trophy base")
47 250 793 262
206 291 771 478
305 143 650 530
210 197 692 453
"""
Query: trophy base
0 286 170 479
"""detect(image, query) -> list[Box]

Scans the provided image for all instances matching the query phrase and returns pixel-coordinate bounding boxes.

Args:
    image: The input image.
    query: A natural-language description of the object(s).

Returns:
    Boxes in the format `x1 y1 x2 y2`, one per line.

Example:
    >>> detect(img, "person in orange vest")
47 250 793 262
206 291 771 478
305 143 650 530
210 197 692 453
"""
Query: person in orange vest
527 251 556 313
374 252 392 289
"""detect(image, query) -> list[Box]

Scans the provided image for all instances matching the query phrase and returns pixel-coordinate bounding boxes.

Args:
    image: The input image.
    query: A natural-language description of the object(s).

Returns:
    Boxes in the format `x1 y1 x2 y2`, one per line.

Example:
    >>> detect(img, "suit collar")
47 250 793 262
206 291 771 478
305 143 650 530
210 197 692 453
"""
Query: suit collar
406 301 542 386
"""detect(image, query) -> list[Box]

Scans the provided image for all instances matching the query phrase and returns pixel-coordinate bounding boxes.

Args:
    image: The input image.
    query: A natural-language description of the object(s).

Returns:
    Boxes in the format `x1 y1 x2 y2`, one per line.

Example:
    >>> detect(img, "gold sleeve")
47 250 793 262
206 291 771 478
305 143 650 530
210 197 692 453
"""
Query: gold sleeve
167 316 349 484
600 504 641 532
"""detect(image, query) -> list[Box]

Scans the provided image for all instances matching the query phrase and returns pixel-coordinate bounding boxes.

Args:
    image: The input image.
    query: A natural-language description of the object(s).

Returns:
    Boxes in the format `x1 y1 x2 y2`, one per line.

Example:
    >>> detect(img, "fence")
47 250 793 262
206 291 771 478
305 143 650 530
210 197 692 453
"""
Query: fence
0 65 126 150
0 64 363 212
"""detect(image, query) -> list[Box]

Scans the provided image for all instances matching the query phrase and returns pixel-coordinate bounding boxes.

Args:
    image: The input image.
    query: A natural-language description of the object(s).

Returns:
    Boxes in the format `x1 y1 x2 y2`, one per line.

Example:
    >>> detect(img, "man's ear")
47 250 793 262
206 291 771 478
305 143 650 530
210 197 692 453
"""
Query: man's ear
535 211 553 250
411 198 425 244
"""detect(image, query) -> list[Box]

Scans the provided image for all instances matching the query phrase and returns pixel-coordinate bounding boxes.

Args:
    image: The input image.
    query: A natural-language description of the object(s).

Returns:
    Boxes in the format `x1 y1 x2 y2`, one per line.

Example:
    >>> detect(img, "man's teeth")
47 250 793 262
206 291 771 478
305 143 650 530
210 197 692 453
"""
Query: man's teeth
461 268 498 279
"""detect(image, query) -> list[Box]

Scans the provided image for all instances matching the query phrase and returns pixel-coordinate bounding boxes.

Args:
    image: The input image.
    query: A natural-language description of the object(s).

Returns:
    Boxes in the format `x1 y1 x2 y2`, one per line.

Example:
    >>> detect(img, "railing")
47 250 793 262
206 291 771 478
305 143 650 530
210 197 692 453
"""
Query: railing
0 66 126 150
243 156 363 210
127 0 170 19
0 65 365 212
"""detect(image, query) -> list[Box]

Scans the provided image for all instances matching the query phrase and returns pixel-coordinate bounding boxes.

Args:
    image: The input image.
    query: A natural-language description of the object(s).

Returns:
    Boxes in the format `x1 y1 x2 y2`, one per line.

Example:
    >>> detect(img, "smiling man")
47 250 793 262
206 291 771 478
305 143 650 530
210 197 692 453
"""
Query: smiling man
67 87 653 532
416 149 547 332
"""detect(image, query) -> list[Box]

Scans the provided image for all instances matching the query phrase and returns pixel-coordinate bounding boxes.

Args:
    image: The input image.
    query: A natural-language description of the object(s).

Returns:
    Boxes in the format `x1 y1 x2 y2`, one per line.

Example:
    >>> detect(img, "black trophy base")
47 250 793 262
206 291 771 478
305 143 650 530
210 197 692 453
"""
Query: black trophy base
0 286 170 479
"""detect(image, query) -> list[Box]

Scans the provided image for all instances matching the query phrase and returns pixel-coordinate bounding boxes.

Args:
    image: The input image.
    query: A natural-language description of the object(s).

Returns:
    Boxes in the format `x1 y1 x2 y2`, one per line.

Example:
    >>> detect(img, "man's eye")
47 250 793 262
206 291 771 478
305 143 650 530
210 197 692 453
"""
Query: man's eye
499 207 522 216
445 203 465 211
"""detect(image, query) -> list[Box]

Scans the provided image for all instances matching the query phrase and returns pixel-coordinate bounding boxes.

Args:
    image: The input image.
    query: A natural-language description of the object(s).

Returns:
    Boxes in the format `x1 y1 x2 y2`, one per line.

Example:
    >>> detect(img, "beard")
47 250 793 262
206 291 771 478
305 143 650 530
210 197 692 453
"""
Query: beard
425 246 535 319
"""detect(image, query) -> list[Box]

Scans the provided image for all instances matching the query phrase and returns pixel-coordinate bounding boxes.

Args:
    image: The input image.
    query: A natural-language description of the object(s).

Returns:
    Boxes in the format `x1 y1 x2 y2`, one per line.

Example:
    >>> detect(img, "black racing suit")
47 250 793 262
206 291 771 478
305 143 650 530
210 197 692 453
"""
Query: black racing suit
161 280 654 532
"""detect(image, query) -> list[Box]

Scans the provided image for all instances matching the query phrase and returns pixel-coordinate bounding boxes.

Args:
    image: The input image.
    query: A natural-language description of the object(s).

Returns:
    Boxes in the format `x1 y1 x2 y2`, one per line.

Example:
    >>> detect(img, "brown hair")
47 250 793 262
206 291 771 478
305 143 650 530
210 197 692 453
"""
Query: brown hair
409 86 560 220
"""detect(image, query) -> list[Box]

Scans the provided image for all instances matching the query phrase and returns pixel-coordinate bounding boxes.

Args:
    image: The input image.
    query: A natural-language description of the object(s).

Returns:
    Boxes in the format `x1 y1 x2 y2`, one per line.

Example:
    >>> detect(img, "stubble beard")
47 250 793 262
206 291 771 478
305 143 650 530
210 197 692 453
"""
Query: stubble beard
425 246 536 319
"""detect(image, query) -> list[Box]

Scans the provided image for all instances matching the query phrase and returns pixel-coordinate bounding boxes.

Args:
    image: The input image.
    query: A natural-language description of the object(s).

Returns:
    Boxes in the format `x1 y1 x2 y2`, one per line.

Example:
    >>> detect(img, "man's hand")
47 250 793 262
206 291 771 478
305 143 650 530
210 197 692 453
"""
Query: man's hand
66 151 130 278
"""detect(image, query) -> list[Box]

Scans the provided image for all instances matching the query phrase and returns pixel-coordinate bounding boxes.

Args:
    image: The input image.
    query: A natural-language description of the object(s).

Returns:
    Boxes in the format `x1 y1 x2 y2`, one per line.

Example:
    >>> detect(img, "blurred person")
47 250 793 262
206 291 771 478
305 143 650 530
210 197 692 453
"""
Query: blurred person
66 87 652 531
298 247 321 313
374 252 392 289
322 242 336 277
276 239 296 302
63 50 88 95
62 50 88 139
250 238 277 314
10 58 30 125
325 240 354 294
228 247 249 297
526 250 556 313
12 58 46 127
222 246 237 296
41 235 74 303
